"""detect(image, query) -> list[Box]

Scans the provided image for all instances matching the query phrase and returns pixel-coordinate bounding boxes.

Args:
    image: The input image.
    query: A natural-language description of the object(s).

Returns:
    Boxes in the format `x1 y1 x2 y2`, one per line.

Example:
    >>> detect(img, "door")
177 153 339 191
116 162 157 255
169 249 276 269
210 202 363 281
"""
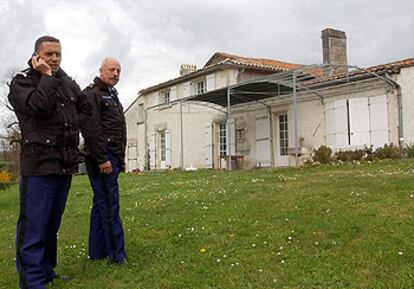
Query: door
276 113 289 166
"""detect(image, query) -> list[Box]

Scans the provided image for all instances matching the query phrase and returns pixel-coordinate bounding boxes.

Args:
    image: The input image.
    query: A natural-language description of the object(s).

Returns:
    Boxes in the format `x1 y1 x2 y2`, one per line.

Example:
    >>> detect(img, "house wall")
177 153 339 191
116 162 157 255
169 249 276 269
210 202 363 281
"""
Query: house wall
146 102 223 169
395 66 414 144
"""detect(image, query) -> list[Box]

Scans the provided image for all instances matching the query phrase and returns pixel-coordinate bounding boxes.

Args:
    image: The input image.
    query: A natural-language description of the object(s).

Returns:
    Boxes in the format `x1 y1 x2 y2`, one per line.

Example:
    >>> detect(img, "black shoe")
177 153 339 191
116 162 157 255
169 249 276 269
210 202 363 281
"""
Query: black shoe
116 258 128 265
45 274 71 284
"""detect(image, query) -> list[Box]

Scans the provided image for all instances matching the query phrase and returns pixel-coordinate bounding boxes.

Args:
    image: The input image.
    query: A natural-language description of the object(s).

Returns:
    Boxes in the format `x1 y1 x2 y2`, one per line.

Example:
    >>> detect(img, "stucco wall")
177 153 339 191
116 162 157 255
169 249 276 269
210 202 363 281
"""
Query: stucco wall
396 66 414 144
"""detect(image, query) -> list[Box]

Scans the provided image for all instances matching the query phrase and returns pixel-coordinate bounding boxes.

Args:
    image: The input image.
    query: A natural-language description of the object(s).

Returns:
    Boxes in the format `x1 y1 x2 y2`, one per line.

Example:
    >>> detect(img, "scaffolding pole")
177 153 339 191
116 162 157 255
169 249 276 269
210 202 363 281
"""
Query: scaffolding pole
293 72 299 166
227 88 232 170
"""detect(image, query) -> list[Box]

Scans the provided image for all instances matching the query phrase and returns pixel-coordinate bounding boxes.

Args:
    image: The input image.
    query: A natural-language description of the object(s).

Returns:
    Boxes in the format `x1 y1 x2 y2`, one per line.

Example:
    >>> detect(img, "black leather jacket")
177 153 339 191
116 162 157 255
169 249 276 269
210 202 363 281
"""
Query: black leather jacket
81 77 126 167
8 65 91 175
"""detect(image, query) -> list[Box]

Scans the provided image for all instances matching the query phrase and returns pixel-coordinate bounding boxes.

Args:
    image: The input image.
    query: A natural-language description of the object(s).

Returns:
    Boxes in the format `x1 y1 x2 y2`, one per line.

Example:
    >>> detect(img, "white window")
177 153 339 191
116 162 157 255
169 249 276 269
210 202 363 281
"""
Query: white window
219 123 227 156
196 79 206 94
160 130 171 169
278 114 289 156
160 131 166 162
162 90 170 104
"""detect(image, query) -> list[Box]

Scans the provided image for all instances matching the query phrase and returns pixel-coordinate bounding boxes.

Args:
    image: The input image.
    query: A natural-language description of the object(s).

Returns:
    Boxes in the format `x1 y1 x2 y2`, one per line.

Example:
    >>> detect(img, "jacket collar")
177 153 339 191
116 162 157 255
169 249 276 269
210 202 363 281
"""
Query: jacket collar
93 77 118 95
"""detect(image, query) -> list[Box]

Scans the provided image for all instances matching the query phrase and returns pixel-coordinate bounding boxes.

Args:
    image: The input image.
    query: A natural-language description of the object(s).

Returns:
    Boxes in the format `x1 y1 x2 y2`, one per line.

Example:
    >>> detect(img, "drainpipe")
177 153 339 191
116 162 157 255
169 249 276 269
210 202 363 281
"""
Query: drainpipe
384 72 404 146
144 107 149 170
180 100 184 168
268 107 275 167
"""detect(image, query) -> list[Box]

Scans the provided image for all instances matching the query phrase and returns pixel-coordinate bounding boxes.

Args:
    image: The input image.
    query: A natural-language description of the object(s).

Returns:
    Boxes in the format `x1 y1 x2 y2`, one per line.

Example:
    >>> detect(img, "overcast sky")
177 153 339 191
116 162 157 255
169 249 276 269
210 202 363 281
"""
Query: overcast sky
1 0 413 109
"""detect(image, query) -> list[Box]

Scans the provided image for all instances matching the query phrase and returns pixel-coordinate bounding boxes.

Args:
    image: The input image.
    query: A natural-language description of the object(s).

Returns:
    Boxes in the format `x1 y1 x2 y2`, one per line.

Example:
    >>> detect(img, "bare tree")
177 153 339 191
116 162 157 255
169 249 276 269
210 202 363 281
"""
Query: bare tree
0 68 21 177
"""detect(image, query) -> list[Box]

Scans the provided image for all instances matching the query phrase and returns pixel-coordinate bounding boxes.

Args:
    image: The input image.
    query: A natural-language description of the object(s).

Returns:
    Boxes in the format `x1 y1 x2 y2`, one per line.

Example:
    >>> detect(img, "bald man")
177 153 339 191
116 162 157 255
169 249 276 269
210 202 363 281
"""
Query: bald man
81 58 127 264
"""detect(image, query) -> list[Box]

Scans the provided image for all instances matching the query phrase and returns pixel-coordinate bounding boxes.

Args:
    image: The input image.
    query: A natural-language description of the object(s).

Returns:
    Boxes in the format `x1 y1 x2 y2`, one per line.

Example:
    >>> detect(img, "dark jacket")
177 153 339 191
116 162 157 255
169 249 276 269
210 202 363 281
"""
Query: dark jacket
8 65 91 175
81 77 126 168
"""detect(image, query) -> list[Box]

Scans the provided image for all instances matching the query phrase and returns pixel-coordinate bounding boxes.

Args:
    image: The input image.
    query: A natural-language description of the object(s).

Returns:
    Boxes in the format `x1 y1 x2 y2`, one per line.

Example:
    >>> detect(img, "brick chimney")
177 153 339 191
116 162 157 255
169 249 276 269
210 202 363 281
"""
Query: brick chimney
321 28 348 75
180 64 197 76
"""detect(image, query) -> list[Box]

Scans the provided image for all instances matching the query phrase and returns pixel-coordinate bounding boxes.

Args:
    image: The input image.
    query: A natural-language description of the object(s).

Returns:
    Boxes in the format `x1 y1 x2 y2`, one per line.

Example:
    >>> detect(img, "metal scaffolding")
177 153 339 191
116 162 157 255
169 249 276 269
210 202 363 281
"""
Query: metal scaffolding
144 63 400 170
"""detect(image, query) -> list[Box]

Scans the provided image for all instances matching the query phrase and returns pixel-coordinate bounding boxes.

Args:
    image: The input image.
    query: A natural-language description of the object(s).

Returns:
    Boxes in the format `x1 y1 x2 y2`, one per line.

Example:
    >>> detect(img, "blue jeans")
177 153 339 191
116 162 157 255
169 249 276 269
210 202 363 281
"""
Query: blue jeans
87 153 127 262
16 175 71 289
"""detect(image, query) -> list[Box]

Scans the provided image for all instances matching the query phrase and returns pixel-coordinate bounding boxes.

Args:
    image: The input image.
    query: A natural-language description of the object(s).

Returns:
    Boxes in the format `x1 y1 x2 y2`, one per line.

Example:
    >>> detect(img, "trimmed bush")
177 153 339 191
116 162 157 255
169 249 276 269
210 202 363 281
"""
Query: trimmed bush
375 143 402 160
335 149 364 162
313 145 332 164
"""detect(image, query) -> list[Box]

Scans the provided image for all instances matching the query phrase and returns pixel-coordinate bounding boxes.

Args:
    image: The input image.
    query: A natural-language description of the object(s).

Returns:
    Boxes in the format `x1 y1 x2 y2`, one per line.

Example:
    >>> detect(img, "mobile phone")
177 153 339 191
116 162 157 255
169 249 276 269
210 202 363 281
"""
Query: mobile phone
32 52 38 58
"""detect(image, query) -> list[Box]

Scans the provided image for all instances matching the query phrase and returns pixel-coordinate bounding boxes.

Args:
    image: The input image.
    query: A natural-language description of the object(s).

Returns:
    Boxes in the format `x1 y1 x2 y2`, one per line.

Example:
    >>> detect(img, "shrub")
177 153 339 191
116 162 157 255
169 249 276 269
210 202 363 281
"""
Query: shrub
335 149 364 162
313 145 332 164
0 170 13 190
404 143 414 158
363 145 375 161
374 143 402 160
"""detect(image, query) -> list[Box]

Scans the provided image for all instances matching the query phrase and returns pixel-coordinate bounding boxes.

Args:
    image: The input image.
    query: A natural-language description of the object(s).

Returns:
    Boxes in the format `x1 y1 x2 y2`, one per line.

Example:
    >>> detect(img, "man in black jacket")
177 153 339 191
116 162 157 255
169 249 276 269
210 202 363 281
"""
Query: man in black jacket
8 36 91 289
82 57 127 264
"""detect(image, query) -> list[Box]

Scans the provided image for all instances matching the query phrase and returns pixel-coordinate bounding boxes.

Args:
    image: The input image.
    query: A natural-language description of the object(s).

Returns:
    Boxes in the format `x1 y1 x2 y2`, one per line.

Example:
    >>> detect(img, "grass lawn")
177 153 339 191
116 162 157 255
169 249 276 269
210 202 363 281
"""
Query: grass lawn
1 159 414 288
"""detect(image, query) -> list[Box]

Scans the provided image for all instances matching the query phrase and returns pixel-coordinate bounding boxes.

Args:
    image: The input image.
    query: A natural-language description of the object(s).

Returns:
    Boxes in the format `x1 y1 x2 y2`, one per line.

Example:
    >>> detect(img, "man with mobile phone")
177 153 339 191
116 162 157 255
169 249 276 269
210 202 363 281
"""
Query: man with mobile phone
8 36 91 289
81 57 128 264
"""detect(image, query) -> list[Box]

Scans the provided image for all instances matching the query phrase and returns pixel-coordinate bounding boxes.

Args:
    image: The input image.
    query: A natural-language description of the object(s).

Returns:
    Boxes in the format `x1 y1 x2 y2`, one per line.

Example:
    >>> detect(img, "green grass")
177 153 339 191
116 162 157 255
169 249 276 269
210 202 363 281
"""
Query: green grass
1 159 414 288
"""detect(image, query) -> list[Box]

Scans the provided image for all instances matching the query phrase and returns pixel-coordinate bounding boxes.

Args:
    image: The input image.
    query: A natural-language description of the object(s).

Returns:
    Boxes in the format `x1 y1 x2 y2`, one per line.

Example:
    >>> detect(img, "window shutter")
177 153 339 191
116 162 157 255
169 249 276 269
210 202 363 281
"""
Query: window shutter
183 82 190 97
204 124 213 168
149 132 156 169
206 74 215 92
369 95 388 148
226 118 236 155
152 92 160 106
325 99 348 149
349 97 370 147
255 115 271 167
170 86 177 102
165 129 171 167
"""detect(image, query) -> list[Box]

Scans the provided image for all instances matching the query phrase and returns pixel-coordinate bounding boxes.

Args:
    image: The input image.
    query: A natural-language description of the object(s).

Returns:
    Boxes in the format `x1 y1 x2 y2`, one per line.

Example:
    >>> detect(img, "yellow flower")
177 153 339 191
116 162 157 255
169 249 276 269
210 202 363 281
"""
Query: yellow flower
200 248 207 253
0 170 12 184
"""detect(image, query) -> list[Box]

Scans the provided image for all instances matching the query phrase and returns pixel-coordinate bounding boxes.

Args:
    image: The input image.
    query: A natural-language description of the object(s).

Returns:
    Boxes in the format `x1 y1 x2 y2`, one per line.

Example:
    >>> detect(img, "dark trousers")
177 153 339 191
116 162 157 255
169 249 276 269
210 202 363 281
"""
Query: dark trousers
87 154 127 263
16 175 71 289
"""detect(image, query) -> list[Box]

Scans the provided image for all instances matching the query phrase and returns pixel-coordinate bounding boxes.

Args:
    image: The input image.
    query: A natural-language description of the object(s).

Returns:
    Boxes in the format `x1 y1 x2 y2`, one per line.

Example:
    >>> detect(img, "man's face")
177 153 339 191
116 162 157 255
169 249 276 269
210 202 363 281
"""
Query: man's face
37 41 62 73
100 60 121 87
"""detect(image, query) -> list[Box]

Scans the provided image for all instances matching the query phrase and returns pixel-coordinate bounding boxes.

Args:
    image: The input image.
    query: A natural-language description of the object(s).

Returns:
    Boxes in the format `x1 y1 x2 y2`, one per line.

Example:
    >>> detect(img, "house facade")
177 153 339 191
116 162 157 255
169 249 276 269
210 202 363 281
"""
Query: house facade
124 28 414 171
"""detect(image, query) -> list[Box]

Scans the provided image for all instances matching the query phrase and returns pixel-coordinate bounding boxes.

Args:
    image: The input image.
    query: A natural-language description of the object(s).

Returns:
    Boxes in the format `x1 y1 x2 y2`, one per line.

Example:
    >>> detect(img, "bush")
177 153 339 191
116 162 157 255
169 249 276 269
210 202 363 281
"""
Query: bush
313 145 332 164
0 170 13 190
335 149 364 162
363 145 375 161
404 143 414 158
374 143 402 160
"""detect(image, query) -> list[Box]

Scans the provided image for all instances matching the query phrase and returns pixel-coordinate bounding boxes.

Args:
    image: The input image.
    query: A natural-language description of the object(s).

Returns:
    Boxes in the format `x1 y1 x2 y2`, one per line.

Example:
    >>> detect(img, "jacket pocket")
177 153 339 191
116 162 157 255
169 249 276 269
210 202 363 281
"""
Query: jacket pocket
22 132 57 147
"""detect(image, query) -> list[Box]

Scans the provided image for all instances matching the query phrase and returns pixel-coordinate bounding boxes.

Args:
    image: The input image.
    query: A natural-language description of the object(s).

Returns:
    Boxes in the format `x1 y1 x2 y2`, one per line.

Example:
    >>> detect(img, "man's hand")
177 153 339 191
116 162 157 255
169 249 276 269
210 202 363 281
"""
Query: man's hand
99 160 112 175
31 55 52 76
